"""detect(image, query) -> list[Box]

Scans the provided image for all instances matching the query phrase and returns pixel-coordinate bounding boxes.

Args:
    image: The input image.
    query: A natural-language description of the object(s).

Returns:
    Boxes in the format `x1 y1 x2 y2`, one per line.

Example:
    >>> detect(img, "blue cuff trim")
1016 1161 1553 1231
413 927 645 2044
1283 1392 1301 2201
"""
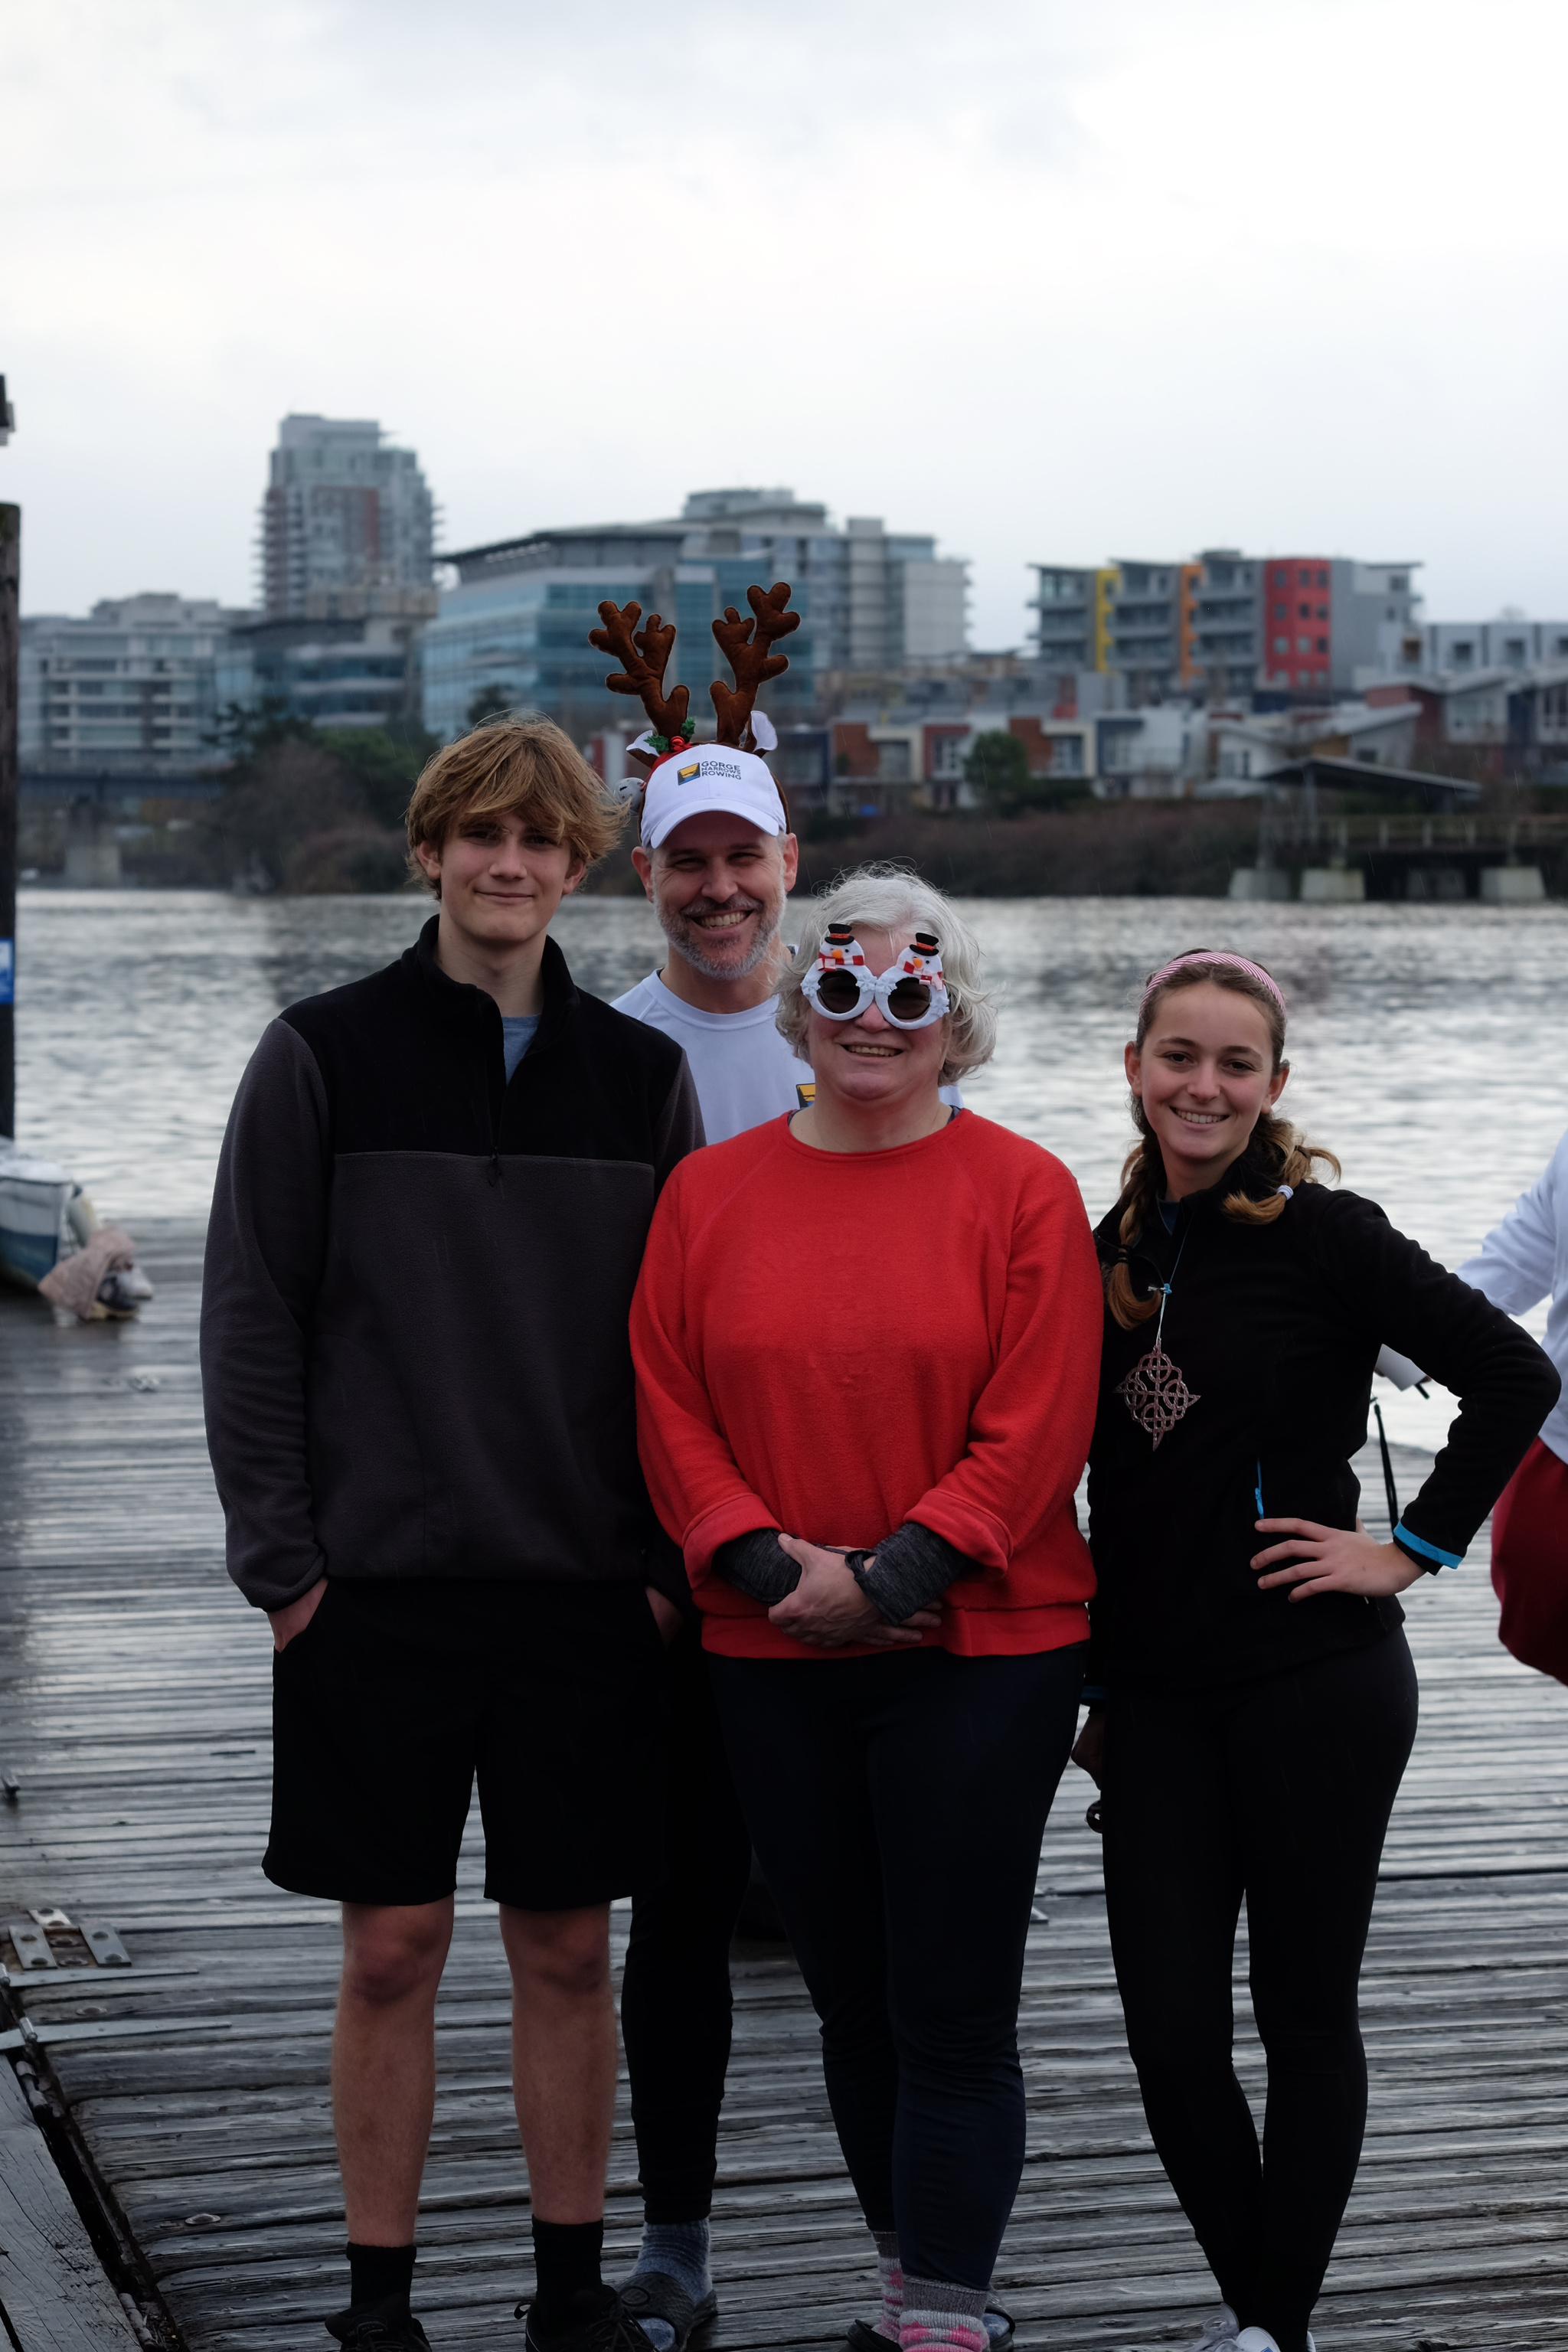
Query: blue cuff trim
1393 1521 1462 1570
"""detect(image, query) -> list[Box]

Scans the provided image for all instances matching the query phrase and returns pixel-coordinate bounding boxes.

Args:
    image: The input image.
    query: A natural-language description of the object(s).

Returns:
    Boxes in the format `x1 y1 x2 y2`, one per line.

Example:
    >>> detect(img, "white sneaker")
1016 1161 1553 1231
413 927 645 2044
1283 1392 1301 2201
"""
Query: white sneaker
1186 2314 1240 2350
1235 2333 1315 2352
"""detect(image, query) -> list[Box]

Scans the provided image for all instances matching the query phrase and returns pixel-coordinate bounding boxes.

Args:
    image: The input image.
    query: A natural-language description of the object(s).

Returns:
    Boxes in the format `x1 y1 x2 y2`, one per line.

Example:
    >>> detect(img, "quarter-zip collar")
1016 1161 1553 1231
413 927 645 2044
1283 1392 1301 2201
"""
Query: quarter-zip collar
1161 1139 1277 1224
407 914 580 1044
1101 1138 1279 1298
403 916 583 1177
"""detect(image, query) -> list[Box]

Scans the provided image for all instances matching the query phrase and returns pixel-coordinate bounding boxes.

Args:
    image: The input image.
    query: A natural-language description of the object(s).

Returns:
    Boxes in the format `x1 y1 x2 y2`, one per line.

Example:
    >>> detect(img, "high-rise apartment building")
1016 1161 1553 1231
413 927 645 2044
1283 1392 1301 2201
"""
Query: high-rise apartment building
19 593 253 773
423 488 967 742
1031 551 1421 702
261 415 436 622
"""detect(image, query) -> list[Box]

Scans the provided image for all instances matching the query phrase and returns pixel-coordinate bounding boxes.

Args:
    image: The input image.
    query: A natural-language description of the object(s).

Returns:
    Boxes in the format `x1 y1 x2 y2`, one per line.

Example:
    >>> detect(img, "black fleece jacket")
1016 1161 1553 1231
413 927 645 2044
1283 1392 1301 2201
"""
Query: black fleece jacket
201 919 704 1612
1088 1155 1560 1688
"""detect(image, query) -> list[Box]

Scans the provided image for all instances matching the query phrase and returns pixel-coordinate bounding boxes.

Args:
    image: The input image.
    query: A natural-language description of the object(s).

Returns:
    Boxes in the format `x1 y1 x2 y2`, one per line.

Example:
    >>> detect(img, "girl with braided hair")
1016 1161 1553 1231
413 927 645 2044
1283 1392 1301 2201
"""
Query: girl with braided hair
1076 950 1557 2352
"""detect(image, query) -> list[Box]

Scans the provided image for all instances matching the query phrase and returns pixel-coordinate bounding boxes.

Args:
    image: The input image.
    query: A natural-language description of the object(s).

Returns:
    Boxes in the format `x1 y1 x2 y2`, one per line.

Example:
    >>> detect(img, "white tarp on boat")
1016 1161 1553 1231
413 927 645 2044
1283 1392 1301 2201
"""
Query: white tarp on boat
0 1144 74 1289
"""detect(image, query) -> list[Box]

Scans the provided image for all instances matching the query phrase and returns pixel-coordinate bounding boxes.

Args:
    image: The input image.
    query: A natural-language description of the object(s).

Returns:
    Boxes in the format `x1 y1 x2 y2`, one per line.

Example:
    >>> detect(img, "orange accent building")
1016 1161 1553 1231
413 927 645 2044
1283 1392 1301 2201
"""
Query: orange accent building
1176 562 1202 686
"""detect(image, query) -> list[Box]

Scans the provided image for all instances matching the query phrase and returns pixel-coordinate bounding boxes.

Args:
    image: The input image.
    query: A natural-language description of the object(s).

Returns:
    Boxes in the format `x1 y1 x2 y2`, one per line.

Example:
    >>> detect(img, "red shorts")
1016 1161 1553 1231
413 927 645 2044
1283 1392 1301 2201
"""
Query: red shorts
1491 1436 1568 1682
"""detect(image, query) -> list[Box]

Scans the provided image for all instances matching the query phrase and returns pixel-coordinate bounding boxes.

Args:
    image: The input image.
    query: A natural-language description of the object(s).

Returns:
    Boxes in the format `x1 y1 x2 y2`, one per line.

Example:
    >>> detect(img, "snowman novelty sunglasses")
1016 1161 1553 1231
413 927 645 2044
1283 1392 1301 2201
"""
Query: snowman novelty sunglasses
802 925 950 1029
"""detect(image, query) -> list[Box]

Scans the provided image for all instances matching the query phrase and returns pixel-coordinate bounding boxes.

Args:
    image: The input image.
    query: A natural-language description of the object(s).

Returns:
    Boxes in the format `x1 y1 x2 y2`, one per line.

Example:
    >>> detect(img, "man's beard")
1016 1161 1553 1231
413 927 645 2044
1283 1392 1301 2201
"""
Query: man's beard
660 893 783 982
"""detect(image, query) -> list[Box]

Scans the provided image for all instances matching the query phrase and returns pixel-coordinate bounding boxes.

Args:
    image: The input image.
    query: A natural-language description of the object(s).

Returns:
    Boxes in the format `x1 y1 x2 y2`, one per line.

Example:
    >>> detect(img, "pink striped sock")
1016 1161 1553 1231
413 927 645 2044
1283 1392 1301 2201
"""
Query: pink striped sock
900 2275 989 2352
872 2230 903 2344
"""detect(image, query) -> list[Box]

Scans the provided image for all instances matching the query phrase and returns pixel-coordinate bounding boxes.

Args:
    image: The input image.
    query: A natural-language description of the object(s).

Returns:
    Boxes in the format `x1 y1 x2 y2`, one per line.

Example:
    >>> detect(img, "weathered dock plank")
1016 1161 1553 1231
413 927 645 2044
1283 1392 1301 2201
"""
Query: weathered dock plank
0 2050 145 2352
3 1234 1568 2352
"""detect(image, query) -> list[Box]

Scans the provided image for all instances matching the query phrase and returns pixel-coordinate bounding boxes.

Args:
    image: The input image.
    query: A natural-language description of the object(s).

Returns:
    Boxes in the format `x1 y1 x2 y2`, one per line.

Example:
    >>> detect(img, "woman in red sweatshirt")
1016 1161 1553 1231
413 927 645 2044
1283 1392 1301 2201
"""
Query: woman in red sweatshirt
631 869 1102 2352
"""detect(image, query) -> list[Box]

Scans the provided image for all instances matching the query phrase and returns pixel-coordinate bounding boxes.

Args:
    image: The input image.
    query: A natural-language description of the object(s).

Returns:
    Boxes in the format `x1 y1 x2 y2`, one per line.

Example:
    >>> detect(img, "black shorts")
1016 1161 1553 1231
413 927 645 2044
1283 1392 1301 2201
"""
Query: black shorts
264 1577 668 1910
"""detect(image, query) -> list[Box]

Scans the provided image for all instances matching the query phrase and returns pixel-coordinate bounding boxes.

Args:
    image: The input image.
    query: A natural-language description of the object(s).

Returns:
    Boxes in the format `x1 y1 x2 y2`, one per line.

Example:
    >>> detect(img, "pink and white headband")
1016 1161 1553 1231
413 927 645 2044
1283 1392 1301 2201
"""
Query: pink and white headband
1142 950 1287 1019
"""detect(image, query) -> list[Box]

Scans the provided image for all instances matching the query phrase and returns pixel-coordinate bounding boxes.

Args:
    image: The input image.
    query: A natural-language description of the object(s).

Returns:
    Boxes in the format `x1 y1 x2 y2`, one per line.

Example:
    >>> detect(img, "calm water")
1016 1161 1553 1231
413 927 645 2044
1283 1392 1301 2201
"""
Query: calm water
15 889 1567 1445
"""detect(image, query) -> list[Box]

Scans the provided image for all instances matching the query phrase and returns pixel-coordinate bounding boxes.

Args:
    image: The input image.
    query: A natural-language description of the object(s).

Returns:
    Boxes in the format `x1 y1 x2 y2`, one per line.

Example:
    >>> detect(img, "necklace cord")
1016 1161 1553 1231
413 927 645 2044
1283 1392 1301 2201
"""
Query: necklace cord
1149 1220 1193 1349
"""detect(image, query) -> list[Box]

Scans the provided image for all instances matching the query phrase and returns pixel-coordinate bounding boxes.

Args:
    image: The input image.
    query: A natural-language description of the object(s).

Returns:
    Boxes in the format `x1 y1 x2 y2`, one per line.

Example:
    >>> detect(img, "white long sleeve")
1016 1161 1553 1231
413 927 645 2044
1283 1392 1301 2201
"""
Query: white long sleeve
1454 1126 1568 1464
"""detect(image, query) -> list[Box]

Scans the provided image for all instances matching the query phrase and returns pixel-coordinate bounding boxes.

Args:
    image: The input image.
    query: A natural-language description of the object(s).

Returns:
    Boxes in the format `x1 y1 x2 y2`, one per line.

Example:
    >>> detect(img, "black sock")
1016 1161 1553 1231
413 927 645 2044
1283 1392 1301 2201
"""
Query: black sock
530 2218 606 2335
346 2243 416 2311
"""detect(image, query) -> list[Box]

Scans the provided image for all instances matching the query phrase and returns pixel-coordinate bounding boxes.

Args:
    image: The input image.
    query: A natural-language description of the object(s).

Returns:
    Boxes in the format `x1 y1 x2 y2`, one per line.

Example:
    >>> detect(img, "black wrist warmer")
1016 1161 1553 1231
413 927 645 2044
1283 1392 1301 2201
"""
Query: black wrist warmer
712 1527 801 1604
857 1521 978 1622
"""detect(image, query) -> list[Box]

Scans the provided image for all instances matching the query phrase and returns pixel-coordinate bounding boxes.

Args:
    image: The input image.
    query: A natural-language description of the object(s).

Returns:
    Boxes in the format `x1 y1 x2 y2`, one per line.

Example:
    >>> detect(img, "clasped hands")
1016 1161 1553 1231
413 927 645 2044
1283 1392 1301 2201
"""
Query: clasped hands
767 1536 939 1650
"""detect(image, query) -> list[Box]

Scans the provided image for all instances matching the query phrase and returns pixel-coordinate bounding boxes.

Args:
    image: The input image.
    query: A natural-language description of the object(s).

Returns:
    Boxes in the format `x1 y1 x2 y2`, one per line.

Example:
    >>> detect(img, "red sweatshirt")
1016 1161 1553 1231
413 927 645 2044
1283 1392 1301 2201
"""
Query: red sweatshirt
630 1111 1102 1661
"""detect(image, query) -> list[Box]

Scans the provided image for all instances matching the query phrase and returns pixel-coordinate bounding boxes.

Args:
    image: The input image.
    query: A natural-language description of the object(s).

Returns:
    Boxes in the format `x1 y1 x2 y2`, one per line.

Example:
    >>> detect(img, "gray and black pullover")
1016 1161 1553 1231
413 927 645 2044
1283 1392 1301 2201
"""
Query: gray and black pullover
201 918 704 1612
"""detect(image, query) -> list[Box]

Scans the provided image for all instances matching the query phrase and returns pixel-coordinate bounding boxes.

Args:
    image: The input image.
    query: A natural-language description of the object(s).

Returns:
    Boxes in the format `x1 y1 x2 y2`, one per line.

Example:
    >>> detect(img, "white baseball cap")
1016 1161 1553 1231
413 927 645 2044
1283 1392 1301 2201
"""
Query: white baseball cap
640 746 789 850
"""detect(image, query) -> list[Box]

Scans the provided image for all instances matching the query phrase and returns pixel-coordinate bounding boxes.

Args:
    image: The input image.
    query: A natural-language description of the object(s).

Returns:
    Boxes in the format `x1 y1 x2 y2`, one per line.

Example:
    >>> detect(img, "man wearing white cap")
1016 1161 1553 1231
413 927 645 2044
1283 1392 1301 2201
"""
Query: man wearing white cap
612 718 809 1143
583 590 800 2352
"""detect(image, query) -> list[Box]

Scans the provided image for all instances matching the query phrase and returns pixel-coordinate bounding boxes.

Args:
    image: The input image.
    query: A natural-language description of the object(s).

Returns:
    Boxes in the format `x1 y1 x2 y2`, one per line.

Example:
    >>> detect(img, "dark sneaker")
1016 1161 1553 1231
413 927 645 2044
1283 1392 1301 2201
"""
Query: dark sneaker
521 2288 652 2352
325 2296 432 2352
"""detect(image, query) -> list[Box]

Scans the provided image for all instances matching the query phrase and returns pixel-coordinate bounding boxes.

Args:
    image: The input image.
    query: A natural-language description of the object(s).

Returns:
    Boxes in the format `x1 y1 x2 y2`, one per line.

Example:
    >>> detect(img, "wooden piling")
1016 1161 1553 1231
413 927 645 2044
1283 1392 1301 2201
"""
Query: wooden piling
0 501 18 1139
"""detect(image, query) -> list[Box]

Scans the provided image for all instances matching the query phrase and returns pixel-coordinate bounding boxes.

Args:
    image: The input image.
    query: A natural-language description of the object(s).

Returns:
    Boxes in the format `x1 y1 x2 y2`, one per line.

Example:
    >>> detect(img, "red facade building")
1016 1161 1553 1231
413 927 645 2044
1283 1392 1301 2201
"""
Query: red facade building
1265 557 1333 693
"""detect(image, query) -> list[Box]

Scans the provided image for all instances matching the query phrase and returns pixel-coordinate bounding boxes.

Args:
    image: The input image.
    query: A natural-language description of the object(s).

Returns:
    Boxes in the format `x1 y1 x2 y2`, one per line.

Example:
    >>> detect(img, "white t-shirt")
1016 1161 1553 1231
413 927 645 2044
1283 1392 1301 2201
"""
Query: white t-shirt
611 968 961 1147
611 972 815 1145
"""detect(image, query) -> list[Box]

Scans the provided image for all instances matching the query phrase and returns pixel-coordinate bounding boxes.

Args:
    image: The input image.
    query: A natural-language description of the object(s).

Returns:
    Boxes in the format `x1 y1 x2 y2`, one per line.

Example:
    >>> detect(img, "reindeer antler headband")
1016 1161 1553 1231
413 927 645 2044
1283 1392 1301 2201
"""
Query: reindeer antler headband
587 604 692 754
710 584 799 746
589 581 800 756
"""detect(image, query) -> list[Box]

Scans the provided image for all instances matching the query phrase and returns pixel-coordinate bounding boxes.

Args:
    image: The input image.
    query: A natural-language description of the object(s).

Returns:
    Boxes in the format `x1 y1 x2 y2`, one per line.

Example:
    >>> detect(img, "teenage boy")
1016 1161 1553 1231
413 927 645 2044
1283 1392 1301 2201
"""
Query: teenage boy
201 717 701 2352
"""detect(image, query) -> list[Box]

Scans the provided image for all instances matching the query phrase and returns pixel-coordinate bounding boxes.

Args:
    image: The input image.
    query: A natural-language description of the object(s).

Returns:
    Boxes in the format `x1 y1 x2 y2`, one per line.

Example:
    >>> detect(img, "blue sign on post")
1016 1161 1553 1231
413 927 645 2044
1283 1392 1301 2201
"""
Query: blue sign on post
0 939 13 1005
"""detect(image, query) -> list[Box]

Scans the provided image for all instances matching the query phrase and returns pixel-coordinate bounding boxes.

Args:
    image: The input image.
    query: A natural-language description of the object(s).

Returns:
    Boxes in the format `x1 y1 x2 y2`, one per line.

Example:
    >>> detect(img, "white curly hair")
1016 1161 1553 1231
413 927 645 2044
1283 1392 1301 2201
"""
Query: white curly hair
777 864 998 1088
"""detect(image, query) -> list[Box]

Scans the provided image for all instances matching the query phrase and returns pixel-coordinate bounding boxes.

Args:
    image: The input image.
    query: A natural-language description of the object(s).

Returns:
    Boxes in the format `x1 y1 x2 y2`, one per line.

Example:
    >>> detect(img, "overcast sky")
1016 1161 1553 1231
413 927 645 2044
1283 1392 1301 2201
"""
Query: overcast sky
5 0 1566 648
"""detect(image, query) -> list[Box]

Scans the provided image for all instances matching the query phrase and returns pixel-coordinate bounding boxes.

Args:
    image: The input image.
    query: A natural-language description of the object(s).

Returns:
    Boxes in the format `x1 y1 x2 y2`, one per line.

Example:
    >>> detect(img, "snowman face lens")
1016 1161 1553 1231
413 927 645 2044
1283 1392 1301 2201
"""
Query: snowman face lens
884 978 936 1025
814 968 865 1017
802 931 949 1031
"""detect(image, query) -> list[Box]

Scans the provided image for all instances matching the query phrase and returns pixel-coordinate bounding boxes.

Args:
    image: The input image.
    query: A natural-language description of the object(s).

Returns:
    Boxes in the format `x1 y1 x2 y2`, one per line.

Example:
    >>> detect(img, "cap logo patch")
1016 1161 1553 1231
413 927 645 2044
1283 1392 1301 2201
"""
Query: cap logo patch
677 762 701 782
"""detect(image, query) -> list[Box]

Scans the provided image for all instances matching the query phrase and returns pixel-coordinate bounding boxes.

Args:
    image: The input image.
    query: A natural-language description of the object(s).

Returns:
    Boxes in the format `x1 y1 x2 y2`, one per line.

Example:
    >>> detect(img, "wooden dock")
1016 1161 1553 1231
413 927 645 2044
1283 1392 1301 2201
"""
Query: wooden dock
2 1227 1568 2352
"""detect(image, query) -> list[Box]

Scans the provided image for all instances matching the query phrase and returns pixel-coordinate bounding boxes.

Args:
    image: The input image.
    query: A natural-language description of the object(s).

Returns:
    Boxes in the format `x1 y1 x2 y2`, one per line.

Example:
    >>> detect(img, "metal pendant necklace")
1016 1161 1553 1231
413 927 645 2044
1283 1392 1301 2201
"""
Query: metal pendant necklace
1115 1216 1200 1449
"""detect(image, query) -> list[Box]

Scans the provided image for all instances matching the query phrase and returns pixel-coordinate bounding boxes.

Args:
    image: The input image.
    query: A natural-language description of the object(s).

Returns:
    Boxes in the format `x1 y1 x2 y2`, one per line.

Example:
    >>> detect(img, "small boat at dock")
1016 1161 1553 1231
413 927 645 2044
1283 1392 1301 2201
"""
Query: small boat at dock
0 1143 154 1317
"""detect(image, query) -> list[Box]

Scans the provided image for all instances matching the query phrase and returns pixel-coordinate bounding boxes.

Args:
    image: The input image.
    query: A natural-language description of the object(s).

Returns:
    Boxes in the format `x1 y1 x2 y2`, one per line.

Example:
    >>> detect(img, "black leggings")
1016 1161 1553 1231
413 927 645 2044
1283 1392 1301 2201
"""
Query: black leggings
621 1622 753 2222
1102 1631 1419 2352
709 1644 1084 2288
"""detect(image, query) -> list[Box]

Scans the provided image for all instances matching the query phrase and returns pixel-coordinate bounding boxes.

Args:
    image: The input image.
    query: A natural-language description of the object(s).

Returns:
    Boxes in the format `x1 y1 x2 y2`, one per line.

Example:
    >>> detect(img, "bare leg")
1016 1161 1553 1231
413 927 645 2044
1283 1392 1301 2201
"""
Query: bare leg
332 1899 456 2243
501 1903 616 2222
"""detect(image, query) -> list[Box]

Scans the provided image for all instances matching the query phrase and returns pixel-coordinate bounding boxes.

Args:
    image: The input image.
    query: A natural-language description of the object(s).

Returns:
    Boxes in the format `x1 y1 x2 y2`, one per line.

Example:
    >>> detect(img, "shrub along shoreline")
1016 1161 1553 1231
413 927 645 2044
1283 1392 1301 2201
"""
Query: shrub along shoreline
586 802 1264 899
28 710 1263 897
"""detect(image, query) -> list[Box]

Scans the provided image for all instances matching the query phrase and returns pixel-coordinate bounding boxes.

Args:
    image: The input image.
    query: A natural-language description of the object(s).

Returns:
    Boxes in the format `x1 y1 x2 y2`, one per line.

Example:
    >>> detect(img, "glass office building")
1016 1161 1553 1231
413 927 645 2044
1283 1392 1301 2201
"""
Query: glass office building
215 616 425 732
424 490 968 742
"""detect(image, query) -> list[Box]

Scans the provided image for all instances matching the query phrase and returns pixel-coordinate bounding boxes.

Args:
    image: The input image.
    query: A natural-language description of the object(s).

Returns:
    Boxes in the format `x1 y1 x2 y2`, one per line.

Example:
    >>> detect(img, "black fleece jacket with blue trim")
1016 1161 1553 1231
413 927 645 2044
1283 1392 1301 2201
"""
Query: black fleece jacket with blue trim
1087 1153 1559 1688
201 918 704 1612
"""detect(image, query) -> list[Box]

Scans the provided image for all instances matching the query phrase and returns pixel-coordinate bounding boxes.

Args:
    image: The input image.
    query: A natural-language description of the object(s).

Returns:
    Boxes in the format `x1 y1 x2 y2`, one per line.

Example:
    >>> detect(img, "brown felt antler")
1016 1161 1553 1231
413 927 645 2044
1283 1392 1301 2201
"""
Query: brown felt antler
710 583 799 746
589 601 691 742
